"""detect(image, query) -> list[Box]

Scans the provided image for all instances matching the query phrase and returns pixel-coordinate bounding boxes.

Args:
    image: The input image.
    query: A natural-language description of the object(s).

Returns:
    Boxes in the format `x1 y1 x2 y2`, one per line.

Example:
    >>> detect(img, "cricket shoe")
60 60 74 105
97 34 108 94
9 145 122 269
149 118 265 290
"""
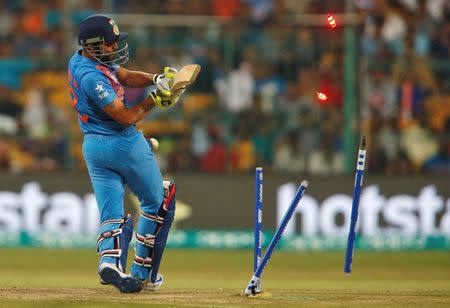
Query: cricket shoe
99 263 143 293
141 272 164 291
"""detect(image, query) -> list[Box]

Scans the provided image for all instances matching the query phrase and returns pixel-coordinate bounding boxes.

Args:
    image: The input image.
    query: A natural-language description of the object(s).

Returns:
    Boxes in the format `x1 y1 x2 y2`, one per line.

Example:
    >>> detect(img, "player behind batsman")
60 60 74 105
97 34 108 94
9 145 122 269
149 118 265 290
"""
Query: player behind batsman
67 14 183 293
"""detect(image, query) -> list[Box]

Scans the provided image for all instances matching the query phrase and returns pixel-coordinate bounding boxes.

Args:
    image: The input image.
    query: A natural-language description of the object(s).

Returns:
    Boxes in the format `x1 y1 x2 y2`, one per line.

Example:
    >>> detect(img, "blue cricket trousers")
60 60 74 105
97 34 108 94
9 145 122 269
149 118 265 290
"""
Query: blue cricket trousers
83 128 163 280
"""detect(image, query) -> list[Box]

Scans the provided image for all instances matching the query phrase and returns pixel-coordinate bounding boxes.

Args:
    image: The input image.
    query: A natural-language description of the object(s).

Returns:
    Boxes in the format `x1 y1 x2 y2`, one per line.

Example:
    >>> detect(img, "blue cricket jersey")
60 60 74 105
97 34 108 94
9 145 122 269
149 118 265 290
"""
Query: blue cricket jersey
67 50 136 135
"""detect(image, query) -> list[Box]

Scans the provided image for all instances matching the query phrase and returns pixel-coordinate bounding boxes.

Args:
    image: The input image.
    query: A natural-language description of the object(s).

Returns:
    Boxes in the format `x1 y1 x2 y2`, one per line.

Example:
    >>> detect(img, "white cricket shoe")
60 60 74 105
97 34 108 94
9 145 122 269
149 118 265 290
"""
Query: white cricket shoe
142 272 164 291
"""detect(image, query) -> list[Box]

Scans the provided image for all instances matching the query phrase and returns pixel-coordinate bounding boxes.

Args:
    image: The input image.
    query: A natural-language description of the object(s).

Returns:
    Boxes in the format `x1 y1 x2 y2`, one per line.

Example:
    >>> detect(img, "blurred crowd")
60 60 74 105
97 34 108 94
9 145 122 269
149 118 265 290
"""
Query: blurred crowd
0 0 449 175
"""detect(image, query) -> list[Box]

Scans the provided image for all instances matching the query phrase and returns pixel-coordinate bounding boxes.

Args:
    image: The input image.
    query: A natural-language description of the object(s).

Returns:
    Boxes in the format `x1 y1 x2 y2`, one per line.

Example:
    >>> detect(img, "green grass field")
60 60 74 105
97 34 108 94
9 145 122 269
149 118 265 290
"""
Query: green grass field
0 248 449 307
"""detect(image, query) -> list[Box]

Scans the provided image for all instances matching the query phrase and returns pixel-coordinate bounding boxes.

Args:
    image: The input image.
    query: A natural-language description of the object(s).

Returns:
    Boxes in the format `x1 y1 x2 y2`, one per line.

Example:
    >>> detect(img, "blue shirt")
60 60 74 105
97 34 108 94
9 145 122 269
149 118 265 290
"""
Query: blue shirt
67 50 135 135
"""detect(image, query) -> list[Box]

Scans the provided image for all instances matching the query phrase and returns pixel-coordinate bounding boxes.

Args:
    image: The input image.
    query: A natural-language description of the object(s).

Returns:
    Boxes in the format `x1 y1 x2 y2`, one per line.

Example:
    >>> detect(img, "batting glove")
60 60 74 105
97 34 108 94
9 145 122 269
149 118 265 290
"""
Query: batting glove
152 67 178 97
149 90 176 109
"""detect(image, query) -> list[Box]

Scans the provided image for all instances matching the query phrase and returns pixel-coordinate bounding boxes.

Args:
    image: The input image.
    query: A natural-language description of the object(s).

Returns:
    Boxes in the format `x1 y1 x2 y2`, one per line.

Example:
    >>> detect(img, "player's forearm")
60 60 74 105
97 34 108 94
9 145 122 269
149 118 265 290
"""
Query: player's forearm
130 95 156 123
121 96 156 125
122 70 157 88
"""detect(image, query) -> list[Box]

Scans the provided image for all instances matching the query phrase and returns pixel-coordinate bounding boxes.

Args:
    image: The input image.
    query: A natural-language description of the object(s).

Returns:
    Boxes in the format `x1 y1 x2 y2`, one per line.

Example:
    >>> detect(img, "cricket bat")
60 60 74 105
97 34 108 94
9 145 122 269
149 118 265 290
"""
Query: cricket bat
171 64 201 92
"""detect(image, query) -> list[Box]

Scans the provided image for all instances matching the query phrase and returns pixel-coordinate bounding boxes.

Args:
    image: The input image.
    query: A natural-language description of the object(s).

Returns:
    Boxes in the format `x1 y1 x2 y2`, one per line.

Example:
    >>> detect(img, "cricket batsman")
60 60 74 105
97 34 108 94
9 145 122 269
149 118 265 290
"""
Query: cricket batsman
67 14 181 293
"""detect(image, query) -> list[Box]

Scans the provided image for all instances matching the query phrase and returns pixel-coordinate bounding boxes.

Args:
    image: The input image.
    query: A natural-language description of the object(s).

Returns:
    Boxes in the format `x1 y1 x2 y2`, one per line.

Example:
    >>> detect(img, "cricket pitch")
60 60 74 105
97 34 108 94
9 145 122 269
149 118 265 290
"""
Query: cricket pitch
0 249 449 307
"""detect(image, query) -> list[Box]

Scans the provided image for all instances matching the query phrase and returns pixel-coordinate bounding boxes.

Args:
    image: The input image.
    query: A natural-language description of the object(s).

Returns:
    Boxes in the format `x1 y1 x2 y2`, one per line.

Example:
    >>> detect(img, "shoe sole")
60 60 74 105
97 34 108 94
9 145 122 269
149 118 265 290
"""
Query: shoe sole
100 267 142 293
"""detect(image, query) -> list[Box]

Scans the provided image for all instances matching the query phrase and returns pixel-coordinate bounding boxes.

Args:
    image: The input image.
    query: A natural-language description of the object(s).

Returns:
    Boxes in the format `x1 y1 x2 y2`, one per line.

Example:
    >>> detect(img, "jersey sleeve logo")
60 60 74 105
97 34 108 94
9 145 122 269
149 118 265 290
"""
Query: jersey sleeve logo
96 83 109 100
96 65 124 100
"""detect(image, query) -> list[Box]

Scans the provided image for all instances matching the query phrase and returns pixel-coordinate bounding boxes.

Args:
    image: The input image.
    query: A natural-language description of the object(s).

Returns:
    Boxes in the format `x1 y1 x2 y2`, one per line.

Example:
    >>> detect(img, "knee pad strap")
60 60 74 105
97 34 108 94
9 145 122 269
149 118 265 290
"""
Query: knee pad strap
139 211 163 224
99 217 127 229
134 255 153 268
96 228 123 252
136 233 155 248
100 249 122 258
